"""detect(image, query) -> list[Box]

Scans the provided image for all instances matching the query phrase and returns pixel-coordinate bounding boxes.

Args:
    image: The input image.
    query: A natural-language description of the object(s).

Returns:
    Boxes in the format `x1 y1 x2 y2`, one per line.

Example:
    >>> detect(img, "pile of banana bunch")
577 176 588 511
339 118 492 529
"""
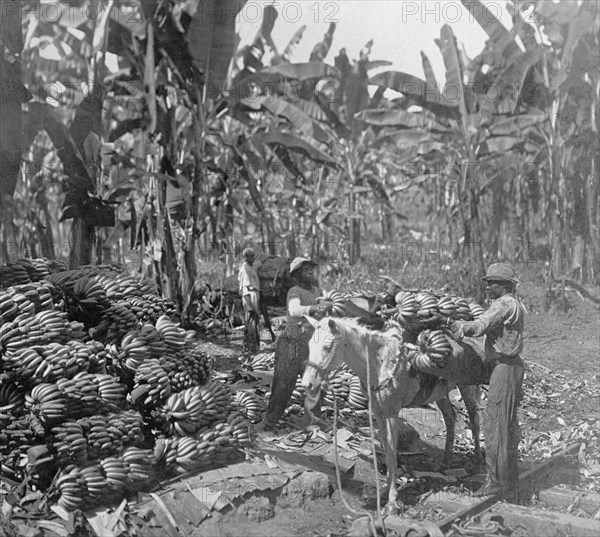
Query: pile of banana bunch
1 341 108 385
124 294 177 325
154 411 251 473
245 352 274 372
52 411 145 465
52 447 155 511
316 290 347 316
152 382 234 436
24 374 128 425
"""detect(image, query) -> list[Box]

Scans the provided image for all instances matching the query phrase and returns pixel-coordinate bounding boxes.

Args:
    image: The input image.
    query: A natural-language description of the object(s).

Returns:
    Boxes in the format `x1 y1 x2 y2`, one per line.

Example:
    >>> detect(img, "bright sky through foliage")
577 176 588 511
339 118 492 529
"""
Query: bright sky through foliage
237 0 515 81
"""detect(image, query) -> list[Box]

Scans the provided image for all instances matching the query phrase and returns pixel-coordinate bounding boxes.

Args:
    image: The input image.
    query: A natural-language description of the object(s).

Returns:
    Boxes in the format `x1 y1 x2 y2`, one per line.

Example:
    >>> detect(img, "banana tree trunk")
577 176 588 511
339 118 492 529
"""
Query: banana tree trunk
69 219 95 268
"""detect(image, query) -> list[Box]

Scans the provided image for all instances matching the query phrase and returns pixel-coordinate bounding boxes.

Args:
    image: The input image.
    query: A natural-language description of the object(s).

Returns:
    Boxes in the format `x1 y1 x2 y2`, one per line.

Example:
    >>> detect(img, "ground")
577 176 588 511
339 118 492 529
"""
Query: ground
180 283 599 537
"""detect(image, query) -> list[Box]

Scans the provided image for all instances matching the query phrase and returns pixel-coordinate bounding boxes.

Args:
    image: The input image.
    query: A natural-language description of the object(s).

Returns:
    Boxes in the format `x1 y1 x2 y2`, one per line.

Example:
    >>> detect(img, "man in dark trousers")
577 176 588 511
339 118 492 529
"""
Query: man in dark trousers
256 257 330 431
450 262 525 502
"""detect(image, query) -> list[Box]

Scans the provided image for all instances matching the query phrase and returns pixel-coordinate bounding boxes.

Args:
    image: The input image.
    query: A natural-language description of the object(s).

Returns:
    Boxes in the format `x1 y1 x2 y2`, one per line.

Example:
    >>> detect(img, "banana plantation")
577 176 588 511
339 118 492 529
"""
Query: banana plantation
1 1 599 536
1 0 597 313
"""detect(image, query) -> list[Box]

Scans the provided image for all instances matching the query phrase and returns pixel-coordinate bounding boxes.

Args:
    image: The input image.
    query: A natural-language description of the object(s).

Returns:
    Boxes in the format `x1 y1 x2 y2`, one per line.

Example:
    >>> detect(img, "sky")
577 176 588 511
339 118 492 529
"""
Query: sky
237 0 516 81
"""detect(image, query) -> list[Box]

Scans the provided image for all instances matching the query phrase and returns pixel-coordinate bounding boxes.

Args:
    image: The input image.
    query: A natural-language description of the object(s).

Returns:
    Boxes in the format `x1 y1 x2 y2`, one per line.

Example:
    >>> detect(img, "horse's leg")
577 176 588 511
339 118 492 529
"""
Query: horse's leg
458 384 483 469
436 396 456 470
382 415 401 514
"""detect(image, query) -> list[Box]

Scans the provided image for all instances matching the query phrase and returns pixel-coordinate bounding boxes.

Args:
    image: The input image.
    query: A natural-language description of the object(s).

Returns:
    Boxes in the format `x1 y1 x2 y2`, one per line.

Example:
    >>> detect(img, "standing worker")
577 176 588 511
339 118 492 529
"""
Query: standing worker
257 257 331 431
449 262 525 502
238 247 261 354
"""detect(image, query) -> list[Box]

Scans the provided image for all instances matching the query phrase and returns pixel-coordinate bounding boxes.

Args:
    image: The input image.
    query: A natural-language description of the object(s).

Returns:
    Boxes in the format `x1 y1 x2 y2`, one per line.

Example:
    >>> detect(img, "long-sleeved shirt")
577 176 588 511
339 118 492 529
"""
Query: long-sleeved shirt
238 261 260 297
286 284 323 327
459 294 524 359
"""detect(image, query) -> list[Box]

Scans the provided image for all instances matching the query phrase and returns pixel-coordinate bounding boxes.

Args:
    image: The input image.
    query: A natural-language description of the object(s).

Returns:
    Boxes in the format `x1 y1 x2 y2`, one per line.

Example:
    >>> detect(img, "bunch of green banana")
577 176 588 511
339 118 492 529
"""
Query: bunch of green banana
417 329 452 368
247 352 274 371
393 291 420 326
99 456 129 493
160 349 213 392
7 281 56 313
54 465 87 511
0 383 25 425
289 376 305 406
452 296 474 320
469 302 485 319
52 421 88 465
406 346 441 373
155 315 189 350
317 290 346 316
25 383 68 424
91 303 139 344
121 446 154 484
347 376 368 410
415 292 440 319
437 296 458 318
233 391 263 423
130 361 172 408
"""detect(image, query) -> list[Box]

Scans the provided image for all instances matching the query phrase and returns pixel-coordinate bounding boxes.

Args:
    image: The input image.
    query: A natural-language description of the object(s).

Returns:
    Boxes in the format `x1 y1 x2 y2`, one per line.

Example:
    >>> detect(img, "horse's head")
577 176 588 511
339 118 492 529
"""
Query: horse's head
301 316 344 409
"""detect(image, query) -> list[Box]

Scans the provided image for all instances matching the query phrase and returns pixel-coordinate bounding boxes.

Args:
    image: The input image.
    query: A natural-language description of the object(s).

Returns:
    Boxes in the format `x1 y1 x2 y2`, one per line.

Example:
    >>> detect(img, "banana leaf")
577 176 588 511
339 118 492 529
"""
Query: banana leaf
262 62 340 81
421 51 438 89
282 25 306 62
254 132 338 165
310 22 336 62
488 113 545 136
368 71 457 109
479 136 523 155
357 109 447 131
376 128 432 146
241 96 331 144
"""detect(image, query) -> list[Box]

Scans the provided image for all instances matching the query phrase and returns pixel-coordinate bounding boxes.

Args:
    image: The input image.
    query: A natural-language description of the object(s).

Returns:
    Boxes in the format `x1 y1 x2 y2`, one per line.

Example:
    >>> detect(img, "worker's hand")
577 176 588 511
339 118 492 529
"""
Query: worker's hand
447 320 464 342
309 305 329 320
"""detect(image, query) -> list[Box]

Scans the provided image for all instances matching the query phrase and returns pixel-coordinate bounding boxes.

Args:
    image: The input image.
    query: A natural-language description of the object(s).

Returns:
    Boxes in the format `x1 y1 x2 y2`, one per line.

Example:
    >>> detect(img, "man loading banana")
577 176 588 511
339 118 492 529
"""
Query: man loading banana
257 257 331 431
449 262 525 502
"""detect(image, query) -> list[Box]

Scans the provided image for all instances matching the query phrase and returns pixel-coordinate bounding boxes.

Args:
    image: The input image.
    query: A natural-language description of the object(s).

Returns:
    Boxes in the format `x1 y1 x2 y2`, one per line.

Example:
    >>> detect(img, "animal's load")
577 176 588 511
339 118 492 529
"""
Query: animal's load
317 290 346 316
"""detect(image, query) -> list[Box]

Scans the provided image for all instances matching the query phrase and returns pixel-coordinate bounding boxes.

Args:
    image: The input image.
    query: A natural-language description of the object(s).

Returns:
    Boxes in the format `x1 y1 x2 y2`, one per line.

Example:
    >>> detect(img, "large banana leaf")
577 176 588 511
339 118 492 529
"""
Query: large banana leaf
282 25 306 62
262 62 340 80
420 51 438 89
376 128 432 146
310 22 336 62
479 136 524 155
368 71 457 108
488 113 545 136
254 132 338 165
357 109 447 131
436 25 470 137
240 96 331 144
187 0 244 89
460 0 521 61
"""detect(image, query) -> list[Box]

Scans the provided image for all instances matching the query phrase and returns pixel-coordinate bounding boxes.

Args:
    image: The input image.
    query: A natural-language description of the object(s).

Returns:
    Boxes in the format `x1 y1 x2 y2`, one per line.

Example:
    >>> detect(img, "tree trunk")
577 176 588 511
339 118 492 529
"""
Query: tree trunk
69 219 95 268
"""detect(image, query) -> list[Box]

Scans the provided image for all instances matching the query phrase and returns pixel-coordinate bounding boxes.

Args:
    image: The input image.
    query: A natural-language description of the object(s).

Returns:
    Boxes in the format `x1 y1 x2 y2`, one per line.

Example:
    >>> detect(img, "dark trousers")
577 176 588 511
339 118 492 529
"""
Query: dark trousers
484 355 525 500
265 326 322 427
244 310 260 353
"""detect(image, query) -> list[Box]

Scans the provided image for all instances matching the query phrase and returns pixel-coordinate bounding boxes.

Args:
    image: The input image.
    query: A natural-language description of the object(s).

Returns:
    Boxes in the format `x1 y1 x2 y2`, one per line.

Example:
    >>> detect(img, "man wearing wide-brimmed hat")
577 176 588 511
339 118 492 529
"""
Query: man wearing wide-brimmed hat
450 262 525 502
257 257 331 430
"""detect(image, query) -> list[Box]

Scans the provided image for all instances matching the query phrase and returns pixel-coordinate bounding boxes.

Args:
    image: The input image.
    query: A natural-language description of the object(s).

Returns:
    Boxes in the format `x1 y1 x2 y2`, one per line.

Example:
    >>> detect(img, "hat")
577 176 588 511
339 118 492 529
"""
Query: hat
242 247 256 258
290 257 318 274
482 263 519 284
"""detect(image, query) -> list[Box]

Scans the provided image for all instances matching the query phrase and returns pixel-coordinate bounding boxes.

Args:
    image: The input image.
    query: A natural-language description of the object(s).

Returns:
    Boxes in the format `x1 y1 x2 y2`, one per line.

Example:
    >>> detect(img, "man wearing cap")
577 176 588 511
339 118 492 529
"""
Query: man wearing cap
238 247 261 353
258 257 331 430
449 263 525 502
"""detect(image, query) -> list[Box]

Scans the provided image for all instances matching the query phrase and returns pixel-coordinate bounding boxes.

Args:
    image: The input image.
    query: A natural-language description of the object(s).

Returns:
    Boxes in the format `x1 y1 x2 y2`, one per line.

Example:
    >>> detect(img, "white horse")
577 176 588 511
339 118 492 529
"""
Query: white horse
302 317 488 513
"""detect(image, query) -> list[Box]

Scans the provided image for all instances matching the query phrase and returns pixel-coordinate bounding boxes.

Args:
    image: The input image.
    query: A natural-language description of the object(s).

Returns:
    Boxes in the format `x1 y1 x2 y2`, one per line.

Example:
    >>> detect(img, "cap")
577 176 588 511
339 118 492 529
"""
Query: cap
242 247 256 258
482 262 519 284
290 257 318 274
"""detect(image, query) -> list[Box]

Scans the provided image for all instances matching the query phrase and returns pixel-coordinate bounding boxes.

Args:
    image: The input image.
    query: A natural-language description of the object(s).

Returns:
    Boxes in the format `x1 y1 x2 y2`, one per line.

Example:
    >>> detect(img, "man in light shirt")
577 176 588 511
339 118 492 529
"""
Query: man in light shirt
238 247 261 353
450 262 525 502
